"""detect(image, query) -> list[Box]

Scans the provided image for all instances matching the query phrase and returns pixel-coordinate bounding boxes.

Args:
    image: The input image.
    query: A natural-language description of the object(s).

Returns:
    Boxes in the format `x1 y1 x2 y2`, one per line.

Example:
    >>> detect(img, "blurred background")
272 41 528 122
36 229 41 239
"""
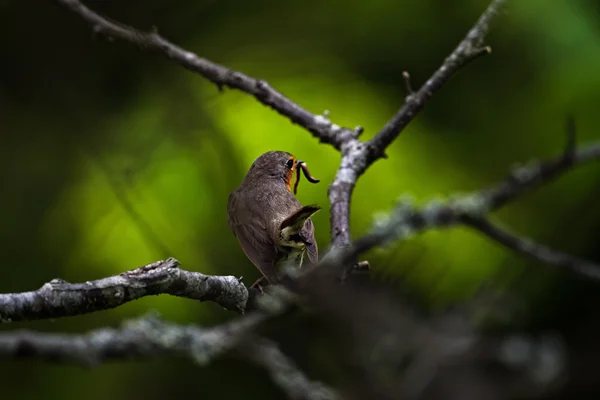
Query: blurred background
1 0 600 398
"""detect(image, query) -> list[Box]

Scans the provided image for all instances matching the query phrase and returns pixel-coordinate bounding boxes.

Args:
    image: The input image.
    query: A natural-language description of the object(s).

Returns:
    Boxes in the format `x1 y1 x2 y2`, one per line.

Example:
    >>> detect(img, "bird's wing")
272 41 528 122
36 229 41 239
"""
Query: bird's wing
228 193 279 283
302 218 319 265
278 204 320 267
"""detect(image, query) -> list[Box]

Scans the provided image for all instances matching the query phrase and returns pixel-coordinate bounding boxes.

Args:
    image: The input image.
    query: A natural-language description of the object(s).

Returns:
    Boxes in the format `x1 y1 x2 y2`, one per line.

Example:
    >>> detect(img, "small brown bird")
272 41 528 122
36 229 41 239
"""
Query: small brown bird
227 150 321 287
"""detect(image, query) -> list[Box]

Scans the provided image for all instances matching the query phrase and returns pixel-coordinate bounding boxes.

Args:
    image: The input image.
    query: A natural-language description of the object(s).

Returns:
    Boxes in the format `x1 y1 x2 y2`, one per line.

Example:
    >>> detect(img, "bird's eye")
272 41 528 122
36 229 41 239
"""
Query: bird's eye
286 159 295 169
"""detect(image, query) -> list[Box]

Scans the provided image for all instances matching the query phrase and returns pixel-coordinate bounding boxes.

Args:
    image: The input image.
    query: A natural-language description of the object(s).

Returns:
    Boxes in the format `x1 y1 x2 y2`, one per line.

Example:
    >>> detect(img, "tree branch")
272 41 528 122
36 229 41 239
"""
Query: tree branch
328 0 506 247
53 0 356 151
349 140 600 281
479 137 600 211
0 314 337 400
0 258 249 322
241 337 341 400
367 0 504 159
0 313 263 365
464 217 600 280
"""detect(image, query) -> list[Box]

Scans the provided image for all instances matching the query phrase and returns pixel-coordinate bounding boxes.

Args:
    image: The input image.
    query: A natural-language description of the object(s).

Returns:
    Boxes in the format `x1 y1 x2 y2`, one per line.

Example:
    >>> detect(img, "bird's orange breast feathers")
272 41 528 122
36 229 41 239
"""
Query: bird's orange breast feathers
285 155 296 193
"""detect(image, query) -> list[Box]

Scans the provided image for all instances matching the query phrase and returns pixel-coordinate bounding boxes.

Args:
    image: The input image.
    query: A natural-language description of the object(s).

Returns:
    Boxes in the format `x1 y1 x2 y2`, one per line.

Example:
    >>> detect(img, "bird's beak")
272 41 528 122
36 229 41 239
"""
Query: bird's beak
293 160 320 195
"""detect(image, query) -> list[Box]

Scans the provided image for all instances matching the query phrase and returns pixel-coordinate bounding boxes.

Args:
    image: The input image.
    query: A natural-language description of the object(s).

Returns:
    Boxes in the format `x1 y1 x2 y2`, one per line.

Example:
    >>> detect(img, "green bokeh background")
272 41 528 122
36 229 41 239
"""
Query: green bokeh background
2 0 600 398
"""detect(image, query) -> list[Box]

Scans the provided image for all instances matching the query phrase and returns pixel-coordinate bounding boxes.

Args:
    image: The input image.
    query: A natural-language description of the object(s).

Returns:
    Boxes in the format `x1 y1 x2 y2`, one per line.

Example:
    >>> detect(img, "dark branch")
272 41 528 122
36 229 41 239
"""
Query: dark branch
0 258 249 322
464 217 600 280
241 337 341 400
346 140 600 280
53 0 356 150
366 0 503 160
0 305 567 399
328 0 506 247
480 140 600 210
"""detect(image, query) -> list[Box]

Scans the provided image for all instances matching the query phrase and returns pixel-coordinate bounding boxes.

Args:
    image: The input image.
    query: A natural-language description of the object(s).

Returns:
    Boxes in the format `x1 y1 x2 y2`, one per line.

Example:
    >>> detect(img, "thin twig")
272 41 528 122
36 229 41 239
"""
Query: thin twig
53 0 355 150
402 71 414 97
0 258 249 322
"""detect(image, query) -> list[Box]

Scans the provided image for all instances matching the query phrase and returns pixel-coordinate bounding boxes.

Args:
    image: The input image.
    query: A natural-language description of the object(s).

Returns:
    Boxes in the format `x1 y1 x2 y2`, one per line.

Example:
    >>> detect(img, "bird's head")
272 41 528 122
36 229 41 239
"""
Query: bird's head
244 150 320 194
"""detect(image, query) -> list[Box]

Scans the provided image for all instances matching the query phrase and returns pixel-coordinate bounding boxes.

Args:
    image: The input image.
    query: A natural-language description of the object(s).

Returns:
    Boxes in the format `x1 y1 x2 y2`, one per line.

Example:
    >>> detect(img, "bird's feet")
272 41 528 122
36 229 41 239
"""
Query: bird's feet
250 277 266 295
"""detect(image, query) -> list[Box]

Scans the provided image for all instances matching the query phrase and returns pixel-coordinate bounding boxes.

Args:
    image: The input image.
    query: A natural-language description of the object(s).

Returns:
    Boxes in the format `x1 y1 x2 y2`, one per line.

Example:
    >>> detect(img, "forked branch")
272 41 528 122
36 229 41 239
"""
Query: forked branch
328 0 507 247
350 138 600 281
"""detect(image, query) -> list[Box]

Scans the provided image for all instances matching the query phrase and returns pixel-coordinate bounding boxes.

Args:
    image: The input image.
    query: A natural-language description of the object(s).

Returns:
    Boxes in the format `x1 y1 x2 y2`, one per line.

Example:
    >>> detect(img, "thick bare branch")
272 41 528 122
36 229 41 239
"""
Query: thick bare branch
328 0 506 247
53 0 356 150
0 258 249 322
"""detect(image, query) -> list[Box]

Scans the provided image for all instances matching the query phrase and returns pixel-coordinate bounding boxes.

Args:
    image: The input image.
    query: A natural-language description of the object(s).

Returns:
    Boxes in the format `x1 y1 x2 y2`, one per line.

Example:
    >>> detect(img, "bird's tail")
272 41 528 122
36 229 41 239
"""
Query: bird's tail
280 204 321 236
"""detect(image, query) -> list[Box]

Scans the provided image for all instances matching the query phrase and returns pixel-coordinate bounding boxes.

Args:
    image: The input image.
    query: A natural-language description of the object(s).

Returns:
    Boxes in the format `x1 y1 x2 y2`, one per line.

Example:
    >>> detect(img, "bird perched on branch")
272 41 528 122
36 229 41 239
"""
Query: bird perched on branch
227 150 321 289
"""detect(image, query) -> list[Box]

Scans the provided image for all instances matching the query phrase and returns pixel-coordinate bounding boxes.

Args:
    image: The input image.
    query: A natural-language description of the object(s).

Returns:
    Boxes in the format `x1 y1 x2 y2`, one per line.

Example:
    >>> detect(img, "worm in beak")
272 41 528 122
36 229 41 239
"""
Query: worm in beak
294 160 320 195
